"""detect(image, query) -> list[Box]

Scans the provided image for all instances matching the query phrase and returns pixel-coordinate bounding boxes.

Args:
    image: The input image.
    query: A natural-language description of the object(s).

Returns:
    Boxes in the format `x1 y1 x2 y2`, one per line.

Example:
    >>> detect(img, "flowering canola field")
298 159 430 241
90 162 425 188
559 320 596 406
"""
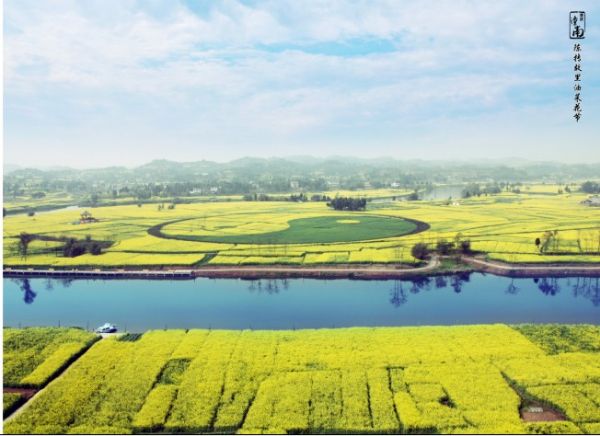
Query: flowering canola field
4 324 600 434
3 327 98 388
3 191 600 267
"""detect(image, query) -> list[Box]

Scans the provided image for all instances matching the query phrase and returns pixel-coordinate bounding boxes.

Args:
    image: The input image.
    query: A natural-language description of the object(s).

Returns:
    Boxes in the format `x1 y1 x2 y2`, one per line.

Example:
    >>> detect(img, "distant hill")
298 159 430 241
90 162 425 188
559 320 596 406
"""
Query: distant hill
4 157 599 199
4 164 22 174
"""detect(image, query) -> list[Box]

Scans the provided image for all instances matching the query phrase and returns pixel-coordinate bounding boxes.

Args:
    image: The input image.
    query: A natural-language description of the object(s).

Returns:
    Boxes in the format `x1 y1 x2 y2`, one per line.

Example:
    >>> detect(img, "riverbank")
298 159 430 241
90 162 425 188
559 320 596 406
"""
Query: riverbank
4 255 600 280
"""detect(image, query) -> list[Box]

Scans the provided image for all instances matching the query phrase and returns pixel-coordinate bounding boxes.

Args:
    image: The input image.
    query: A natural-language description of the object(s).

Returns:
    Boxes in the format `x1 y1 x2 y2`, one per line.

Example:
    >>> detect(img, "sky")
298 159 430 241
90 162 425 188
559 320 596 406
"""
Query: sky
4 0 600 168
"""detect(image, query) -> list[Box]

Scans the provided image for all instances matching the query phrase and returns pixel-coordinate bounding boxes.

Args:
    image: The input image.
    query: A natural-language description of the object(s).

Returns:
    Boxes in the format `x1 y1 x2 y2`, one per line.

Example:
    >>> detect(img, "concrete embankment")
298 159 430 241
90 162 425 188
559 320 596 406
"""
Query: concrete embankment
4 256 600 280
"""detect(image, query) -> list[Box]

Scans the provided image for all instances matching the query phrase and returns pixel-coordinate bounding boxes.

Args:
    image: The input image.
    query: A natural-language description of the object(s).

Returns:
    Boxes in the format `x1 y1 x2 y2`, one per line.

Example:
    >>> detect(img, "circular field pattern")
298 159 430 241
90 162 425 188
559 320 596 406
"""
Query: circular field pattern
149 215 429 244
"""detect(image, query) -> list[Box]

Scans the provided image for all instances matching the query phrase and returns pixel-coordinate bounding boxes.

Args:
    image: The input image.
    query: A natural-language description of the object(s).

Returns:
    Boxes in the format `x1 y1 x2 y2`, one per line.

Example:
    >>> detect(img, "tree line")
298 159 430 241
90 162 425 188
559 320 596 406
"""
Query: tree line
327 197 367 211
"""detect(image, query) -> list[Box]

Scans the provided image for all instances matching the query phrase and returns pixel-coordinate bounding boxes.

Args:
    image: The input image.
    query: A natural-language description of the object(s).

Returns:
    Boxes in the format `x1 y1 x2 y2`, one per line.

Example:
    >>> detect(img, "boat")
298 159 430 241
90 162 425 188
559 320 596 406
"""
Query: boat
95 323 118 333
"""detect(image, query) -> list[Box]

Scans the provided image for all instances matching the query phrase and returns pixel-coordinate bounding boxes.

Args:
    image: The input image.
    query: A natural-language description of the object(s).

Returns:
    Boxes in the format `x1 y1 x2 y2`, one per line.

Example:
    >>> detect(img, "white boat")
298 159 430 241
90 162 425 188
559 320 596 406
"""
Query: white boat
95 323 117 333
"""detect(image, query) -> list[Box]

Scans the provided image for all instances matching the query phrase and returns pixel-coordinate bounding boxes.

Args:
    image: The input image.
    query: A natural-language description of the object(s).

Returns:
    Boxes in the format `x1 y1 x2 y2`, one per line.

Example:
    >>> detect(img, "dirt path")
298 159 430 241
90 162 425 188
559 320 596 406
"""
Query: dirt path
521 408 566 422
462 256 600 277
3 257 441 280
192 256 441 279
3 387 38 400
3 388 41 423
5 254 600 280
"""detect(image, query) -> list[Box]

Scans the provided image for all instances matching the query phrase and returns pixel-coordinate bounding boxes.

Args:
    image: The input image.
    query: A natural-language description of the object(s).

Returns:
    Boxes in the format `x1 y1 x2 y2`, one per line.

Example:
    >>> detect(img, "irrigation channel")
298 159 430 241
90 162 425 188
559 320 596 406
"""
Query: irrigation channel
4 274 598 331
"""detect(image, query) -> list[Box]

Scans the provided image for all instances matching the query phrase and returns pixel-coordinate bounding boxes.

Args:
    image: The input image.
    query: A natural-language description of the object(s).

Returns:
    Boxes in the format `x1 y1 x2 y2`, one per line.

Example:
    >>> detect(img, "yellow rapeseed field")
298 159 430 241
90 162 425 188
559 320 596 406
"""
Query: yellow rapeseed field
3 324 599 434
3 191 599 267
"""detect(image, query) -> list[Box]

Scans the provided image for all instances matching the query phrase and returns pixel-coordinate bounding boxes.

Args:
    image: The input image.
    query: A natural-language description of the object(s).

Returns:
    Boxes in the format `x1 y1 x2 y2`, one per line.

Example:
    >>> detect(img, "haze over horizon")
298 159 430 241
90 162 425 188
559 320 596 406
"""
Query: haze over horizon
5 155 600 173
4 0 600 168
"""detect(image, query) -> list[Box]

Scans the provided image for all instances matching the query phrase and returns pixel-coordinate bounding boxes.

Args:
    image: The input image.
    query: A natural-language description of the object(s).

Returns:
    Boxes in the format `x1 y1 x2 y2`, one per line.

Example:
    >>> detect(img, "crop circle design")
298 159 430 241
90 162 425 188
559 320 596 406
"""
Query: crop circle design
149 215 429 244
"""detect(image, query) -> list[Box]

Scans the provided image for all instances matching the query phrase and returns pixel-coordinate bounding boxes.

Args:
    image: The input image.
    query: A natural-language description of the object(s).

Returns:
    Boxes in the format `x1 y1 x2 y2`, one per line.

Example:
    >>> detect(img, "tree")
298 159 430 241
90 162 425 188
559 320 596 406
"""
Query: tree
63 238 86 257
90 193 99 206
436 239 455 255
459 240 471 254
539 230 558 253
581 181 600 194
27 210 35 217
462 184 481 198
80 210 93 221
18 233 36 259
411 243 429 260
90 243 102 255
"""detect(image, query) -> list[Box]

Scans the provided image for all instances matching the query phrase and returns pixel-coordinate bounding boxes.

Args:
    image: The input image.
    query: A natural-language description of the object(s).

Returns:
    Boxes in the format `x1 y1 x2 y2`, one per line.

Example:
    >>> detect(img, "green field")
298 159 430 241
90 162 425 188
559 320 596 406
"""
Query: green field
3 324 599 434
3 189 600 267
152 215 422 244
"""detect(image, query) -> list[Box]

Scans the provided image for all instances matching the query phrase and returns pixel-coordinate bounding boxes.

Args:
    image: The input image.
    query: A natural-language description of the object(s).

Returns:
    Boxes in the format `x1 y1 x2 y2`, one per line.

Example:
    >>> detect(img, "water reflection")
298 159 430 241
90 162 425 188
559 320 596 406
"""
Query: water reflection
505 279 519 295
451 273 470 293
11 278 37 304
570 277 600 306
388 273 472 307
389 281 407 307
8 274 600 310
385 274 598 307
533 277 559 296
246 279 290 294
4 274 599 330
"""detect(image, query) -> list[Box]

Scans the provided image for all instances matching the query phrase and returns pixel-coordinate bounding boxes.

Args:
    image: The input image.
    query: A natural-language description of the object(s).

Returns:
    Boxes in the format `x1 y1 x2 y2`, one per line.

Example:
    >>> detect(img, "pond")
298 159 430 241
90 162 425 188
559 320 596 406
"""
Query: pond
3 274 599 331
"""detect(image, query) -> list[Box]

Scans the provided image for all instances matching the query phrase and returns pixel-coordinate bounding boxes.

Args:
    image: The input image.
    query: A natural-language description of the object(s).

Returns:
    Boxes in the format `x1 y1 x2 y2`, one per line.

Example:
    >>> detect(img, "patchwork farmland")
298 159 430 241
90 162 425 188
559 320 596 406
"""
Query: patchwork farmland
3 191 600 269
3 325 600 434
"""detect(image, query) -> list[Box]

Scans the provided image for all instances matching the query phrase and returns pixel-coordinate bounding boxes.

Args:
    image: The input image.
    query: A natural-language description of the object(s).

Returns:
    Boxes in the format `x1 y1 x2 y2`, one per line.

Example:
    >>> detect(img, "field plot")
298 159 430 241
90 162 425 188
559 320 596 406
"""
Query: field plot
3 191 600 268
153 215 421 244
4 324 599 434
3 327 99 388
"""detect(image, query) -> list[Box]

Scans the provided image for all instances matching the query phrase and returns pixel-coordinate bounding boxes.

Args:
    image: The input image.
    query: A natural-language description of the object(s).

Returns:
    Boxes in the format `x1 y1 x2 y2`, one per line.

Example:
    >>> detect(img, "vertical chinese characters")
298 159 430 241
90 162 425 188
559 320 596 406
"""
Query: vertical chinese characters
569 12 585 122
570 11 586 39
573 43 582 122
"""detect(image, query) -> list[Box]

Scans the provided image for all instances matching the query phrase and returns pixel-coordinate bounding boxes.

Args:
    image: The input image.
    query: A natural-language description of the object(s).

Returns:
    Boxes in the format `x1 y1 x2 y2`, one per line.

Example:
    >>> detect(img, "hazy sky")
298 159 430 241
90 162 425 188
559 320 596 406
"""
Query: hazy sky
4 0 600 168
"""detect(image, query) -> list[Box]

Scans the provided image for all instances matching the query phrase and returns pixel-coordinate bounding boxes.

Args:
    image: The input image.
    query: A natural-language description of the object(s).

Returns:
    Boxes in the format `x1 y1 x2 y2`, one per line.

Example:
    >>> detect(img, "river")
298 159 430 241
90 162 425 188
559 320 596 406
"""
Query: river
3 274 598 331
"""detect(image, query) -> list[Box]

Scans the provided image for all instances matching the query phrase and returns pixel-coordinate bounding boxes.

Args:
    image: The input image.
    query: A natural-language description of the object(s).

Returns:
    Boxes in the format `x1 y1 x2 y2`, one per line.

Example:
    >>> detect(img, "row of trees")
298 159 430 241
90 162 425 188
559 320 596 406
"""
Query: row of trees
581 181 600 194
157 203 176 211
411 237 472 260
327 197 367 211
230 193 362 207
241 193 333 202
536 229 600 254
62 237 103 257
461 183 503 198
17 233 106 259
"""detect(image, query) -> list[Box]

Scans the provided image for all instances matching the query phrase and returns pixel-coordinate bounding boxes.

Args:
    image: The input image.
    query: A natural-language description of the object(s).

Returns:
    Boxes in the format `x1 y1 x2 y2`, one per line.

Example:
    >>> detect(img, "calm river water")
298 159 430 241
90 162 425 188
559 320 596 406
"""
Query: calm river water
3 274 599 331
